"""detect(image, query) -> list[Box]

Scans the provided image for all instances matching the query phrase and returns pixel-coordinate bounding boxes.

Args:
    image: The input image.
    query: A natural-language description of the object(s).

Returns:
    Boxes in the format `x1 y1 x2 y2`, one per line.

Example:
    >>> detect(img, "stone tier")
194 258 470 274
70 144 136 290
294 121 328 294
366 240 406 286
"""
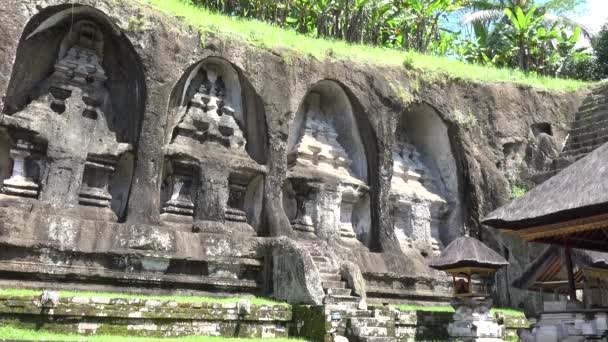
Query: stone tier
0 294 290 338
561 86 608 162
0 197 264 296
292 305 527 342
0 244 263 296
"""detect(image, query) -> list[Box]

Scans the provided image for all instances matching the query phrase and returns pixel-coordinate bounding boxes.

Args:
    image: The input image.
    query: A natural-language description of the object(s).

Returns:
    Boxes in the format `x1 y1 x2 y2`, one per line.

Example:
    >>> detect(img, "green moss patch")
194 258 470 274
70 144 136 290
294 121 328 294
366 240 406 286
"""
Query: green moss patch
0 289 288 306
491 307 526 317
393 305 455 313
136 0 591 91
392 305 525 317
0 326 304 342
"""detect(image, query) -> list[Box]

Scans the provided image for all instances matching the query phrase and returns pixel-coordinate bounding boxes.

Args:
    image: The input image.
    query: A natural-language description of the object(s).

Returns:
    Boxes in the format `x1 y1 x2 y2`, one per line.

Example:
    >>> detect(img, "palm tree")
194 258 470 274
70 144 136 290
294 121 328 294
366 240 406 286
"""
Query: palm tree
460 0 592 40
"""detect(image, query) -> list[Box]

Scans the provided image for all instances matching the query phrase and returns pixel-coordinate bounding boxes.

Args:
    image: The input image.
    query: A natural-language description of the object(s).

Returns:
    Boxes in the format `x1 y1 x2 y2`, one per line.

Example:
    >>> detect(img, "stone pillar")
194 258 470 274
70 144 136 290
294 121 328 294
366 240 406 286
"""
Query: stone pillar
194 166 229 222
339 185 361 239
290 181 316 233
2 140 39 198
78 156 116 207
161 163 195 223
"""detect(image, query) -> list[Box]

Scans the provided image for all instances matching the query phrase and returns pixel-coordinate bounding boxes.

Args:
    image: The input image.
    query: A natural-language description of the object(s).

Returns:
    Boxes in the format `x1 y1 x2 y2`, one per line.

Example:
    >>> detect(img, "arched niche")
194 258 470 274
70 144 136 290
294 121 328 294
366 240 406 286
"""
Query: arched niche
162 57 268 234
166 57 268 165
287 80 368 182
392 103 464 251
0 5 145 220
2 4 146 144
286 80 376 247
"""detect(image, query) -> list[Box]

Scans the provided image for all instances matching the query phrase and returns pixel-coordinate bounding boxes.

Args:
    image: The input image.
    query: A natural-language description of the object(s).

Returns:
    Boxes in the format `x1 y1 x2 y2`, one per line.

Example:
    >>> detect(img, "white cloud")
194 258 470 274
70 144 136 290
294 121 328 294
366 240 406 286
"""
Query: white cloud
575 0 608 34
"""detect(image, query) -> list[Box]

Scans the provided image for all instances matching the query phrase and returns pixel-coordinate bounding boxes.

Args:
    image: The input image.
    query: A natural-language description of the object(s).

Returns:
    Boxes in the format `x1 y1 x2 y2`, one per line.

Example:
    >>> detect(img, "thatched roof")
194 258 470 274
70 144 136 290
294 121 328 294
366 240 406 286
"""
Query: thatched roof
430 236 508 271
483 142 608 230
579 250 608 268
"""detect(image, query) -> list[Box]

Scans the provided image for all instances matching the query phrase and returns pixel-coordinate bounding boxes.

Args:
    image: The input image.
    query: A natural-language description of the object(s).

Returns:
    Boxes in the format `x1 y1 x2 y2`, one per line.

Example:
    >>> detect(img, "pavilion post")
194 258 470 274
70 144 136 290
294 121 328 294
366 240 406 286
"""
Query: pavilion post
564 245 577 300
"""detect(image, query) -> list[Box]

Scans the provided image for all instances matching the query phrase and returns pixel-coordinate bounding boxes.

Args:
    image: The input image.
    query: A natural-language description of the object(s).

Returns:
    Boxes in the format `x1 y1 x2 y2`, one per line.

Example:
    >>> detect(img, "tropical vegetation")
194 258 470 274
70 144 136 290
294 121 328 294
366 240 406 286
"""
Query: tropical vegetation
174 0 600 81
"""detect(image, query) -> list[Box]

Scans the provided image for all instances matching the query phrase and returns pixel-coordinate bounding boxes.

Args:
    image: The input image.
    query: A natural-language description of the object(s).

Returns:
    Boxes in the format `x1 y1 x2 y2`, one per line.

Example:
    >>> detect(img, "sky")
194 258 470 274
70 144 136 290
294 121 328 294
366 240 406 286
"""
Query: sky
573 0 608 34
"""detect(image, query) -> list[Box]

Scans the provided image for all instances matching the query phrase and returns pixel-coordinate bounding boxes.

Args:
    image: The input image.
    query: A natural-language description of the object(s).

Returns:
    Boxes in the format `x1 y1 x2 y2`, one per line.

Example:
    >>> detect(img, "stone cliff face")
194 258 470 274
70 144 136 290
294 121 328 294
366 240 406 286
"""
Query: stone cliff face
0 0 583 309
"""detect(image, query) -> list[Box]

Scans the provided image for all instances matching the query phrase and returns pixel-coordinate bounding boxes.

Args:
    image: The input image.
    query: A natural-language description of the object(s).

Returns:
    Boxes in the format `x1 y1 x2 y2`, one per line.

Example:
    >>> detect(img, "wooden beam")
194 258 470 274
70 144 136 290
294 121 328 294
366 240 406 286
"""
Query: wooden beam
509 214 608 241
565 244 577 301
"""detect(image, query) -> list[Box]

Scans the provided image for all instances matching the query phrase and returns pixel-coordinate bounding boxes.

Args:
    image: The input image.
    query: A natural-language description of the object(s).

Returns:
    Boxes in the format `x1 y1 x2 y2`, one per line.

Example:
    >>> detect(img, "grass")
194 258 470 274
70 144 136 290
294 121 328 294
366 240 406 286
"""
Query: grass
136 0 591 92
0 289 288 306
0 326 305 342
510 184 529 199
393 305 525 317
394 304 455 313
491 307 526 317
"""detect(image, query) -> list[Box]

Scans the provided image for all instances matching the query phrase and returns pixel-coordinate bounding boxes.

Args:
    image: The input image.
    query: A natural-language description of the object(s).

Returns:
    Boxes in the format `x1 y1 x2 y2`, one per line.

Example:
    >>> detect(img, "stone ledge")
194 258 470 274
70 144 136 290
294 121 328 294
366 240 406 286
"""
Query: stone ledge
0 296 291 321
0 294 291 338
0 259 260 291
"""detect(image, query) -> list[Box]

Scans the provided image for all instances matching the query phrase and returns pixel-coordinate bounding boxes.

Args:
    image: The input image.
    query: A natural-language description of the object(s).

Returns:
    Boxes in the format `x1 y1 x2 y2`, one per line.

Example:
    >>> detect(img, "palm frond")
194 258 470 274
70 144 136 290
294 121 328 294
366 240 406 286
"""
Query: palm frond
460 9 504 25
544 13 593 40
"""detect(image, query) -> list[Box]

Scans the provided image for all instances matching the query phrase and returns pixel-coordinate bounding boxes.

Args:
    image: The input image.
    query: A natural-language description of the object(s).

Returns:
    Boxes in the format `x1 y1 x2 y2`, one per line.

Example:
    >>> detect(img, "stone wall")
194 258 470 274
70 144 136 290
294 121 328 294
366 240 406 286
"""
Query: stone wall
0 293 291 338
0 0 585 308
291 305 529 342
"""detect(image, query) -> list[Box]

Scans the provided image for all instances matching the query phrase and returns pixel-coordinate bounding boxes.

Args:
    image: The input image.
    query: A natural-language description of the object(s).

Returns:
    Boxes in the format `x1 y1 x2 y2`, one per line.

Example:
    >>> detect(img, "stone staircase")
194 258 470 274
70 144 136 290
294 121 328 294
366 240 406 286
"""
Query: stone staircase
347 309 396 342
300 240 361 306
532 84 608 183
562 84 608 162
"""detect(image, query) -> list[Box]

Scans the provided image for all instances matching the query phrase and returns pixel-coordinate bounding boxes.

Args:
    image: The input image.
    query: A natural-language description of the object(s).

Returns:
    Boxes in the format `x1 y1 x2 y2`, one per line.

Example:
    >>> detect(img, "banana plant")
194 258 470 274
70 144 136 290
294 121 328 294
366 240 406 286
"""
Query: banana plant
503 6 544 71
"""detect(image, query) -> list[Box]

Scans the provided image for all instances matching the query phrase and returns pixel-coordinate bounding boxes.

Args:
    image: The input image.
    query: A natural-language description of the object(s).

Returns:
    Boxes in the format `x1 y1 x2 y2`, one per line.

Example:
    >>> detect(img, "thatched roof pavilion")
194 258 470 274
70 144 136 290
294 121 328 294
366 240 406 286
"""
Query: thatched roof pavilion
482 142 608 252
430 236 509 271
430 235 508 297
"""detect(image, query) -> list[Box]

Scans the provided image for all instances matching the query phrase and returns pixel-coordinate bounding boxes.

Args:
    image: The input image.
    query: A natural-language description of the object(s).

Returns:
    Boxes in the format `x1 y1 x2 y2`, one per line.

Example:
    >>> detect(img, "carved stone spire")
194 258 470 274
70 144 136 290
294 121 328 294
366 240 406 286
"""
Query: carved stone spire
173 68 246 151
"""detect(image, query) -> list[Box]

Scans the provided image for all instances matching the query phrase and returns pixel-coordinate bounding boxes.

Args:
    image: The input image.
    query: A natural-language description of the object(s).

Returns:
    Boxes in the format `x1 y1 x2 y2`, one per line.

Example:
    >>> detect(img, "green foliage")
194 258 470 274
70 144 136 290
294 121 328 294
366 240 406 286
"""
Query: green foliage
181 0 467 54
392 305 525 317
138 0 590 91
0 326 305 342
459 0 592 79
452 108 478 129
491 307 526 317
593 23 608 80
0 289 288 306
402 53 415 70
510 184 528 199
128 15 146 32
394 304 455 312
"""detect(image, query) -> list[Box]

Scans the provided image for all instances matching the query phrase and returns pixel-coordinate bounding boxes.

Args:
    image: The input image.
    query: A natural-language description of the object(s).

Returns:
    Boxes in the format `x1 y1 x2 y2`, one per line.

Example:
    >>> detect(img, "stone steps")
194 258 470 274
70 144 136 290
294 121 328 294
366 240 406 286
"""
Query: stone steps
577 99 608 112
321 273 341 281
563 145 595 158
298 239 360 306
325 294 360 304
568 126 608 144
323 280 347 289
359 337 395 342
312 255 329 263
348 315 396 342
565 134 608 151
571 111 608 129
326 287 352 296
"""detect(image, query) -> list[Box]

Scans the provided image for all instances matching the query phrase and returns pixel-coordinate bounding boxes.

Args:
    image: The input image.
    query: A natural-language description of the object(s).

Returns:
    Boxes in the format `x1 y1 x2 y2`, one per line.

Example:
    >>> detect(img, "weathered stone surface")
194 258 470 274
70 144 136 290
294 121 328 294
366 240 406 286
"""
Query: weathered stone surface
0 294 291 338
0 0 584 311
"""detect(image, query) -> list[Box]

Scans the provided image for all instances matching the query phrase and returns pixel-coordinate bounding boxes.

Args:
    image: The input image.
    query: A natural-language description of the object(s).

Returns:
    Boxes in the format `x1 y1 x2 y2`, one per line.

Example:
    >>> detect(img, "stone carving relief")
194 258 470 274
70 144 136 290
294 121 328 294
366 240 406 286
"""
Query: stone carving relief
171 68 246 151
285 84 371 245
164 59 265 234
0 20 138 221
390 141 446 257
